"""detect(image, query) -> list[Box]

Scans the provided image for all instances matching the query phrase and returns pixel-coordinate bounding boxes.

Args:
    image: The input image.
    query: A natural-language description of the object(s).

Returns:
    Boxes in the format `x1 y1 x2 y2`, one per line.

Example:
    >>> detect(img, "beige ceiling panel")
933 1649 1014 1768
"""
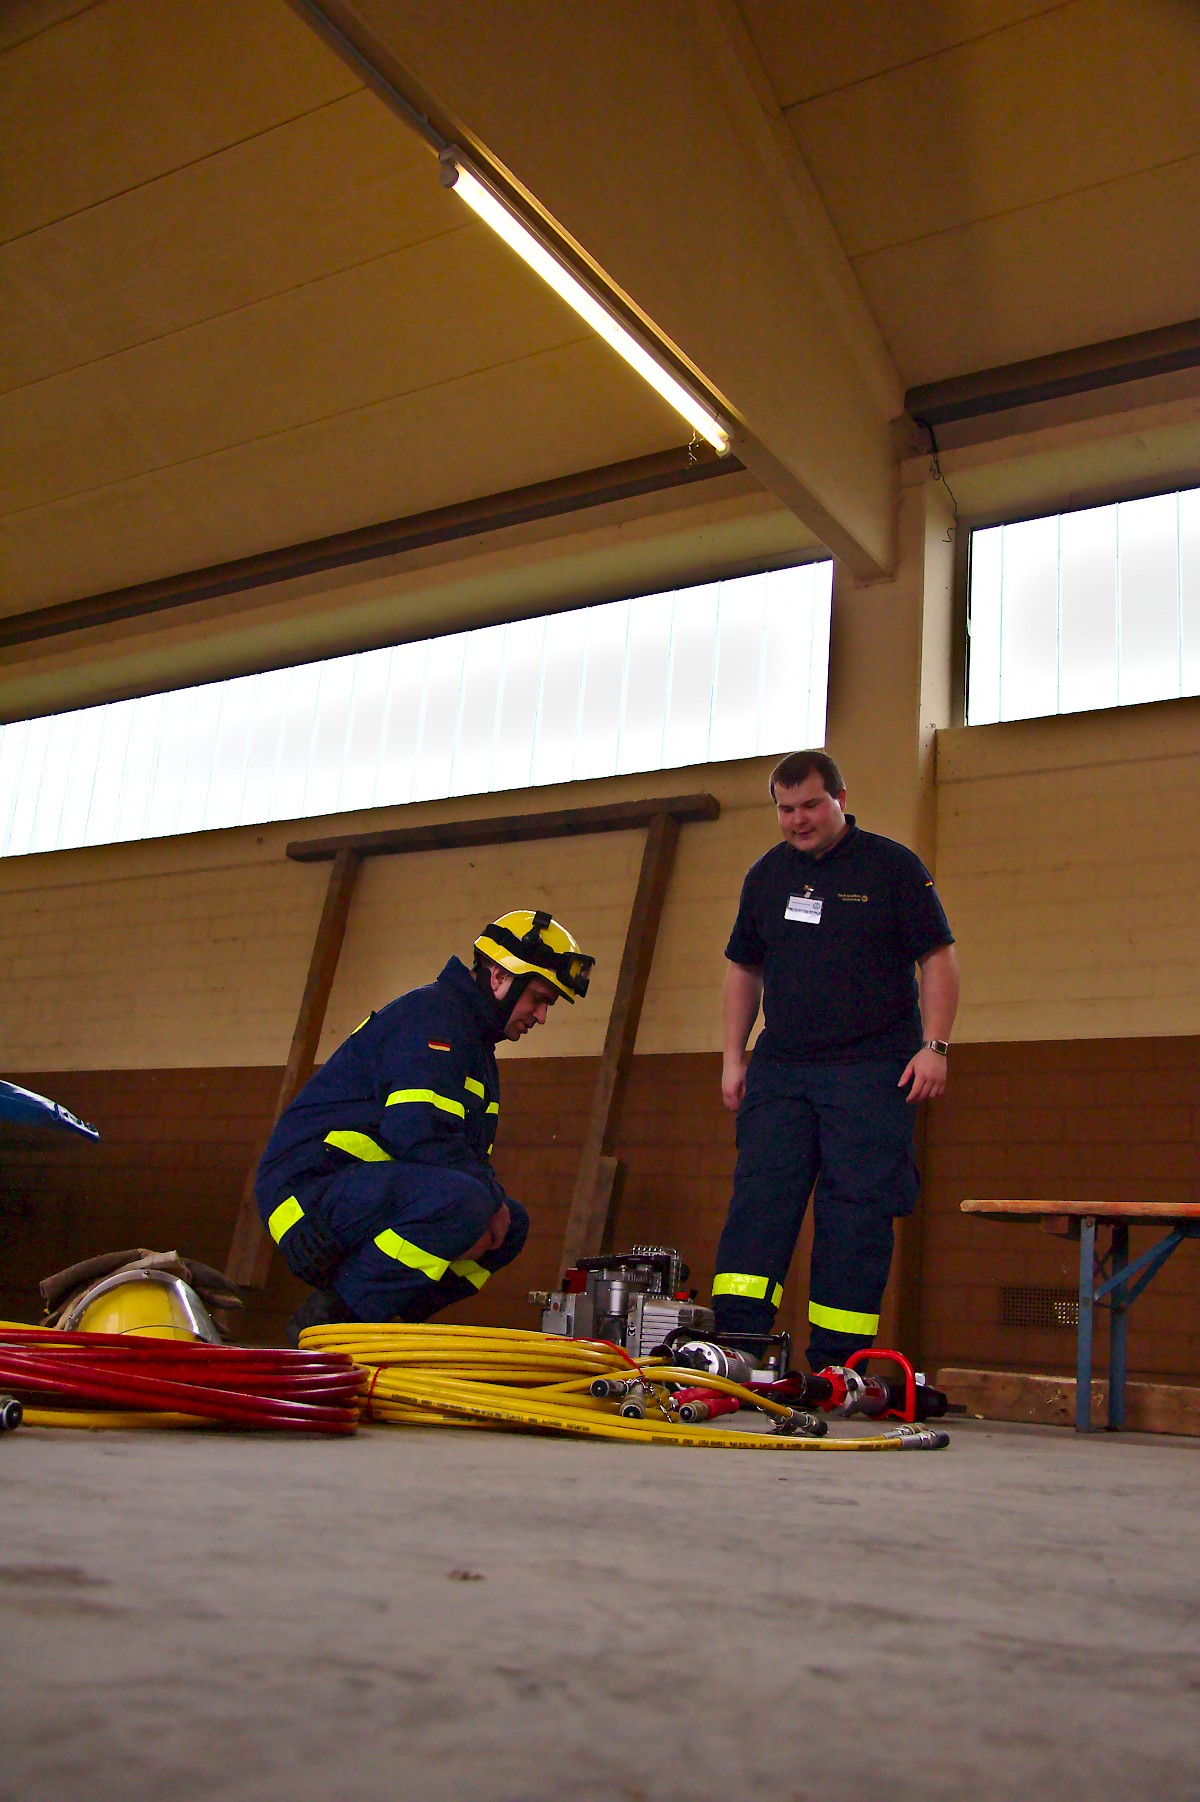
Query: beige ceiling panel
740 0 1068 107
306 0 898 576
1 339 685 610
1 90 448 390
787 0 1200 257
0 223 601 515
0 1 97 55
857 154 1200 383
1 0 358 239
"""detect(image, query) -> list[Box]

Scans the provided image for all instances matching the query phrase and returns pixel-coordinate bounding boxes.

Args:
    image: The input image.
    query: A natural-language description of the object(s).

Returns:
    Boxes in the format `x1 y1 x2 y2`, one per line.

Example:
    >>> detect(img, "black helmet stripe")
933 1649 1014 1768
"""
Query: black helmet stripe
479 921 594 997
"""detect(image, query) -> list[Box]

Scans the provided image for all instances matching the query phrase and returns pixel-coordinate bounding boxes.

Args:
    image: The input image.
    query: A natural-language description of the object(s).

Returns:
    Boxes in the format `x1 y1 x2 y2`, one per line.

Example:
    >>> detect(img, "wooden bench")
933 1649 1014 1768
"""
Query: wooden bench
961 1201 1200 1433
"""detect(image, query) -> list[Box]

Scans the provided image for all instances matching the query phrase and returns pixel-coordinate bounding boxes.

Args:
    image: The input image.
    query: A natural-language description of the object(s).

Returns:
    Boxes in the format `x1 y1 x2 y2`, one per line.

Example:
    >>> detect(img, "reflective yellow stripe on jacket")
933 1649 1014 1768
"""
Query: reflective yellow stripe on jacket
712 1272 784 1308
267 1196 304 1244
386 1088 466 1118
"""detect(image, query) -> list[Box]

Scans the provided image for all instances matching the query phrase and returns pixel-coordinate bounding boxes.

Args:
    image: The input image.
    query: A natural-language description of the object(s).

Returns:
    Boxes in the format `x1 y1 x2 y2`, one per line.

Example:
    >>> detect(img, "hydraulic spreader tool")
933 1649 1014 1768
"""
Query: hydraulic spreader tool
520 1246 955 1444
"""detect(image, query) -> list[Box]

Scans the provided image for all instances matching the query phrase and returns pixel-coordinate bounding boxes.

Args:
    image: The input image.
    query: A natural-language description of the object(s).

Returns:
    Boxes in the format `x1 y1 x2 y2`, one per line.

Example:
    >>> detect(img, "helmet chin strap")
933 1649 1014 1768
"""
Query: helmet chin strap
474 961 533 1034
495 970 534 1030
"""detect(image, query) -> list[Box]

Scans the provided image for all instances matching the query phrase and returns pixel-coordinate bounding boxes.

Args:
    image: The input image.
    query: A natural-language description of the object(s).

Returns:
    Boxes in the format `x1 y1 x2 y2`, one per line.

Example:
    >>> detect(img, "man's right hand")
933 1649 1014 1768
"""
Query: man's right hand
721 1055 747 1112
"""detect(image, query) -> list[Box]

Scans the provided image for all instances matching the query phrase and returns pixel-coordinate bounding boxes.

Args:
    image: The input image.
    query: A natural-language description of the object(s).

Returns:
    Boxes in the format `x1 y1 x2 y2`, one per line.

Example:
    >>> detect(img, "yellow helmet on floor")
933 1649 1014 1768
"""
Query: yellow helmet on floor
59 1271 222 1342
475 909 594 1003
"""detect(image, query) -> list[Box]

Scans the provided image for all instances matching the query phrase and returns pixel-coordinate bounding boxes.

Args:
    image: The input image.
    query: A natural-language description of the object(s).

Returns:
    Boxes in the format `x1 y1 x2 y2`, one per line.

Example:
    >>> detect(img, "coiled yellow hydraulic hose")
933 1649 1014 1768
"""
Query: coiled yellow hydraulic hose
299 1323 948 1451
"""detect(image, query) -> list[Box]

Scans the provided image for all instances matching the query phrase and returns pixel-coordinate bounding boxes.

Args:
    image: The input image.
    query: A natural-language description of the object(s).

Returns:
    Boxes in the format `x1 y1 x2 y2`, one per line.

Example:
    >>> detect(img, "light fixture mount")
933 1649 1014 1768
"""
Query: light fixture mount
439 147 731 457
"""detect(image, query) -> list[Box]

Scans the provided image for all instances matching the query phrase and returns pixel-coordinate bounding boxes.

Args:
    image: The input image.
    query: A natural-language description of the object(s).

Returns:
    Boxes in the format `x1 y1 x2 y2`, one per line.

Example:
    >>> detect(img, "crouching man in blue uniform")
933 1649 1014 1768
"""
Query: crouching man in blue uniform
256 910 594 1345
712 750 959 1372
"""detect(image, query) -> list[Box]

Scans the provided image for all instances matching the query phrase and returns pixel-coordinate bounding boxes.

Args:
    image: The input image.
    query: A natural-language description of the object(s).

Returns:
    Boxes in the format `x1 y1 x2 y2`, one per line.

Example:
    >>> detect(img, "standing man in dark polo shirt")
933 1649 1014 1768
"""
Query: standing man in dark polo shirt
712 749 958 1371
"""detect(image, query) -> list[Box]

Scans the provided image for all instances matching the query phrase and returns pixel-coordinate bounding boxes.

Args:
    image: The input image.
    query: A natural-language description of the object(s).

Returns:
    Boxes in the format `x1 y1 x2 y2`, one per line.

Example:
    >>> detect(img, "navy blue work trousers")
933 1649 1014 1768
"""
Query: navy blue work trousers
712 1056 919 1370
312 1161 528 1323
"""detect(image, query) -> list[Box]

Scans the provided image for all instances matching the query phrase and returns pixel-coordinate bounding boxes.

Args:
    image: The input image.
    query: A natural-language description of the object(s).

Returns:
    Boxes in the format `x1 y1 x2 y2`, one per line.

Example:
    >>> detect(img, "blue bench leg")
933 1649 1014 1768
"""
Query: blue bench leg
1107 1223 1129 1431
1076 1216 1096 1432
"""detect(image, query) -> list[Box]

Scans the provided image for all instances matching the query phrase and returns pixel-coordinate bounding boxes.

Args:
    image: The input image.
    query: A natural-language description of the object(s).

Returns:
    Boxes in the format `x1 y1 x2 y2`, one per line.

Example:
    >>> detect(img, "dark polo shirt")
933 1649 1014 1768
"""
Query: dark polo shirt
725 818 953 1063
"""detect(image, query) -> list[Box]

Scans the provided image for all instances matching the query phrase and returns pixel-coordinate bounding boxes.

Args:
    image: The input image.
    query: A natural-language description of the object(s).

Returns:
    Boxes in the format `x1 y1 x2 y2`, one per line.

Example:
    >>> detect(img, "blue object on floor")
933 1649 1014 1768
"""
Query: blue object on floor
0 1079 99 1141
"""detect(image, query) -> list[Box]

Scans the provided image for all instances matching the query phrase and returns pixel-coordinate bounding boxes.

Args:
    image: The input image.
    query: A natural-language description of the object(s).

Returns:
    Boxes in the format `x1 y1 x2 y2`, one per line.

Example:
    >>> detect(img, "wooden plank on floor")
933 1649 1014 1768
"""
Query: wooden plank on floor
936 1366 1200 1436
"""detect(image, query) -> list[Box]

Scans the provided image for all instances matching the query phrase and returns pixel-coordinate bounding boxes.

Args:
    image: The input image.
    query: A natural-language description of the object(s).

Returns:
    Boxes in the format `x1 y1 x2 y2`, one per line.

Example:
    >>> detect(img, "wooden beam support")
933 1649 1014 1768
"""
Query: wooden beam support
225 848 362 1290
227 793 719 1290
561 811 681 1268
286 793 719 863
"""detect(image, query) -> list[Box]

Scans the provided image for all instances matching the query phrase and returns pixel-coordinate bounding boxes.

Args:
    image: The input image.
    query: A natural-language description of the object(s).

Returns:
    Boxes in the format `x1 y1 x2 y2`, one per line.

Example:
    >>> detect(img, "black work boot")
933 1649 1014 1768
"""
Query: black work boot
285 1288 355 1347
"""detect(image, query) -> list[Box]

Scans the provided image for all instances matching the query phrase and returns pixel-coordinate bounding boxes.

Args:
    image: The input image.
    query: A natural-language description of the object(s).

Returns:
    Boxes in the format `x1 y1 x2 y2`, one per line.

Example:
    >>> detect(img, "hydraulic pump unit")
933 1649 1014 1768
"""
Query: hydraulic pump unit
529 1246 714 1358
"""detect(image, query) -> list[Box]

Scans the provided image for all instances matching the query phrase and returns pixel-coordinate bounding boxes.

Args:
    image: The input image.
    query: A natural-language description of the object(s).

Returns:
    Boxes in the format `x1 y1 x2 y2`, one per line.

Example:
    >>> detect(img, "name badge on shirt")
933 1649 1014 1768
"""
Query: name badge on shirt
785 893 823 924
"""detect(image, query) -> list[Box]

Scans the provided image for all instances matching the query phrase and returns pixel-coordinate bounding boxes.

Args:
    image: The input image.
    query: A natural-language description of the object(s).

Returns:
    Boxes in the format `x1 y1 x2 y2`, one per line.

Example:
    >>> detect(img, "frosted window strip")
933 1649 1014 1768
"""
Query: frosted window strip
1182 488 1200 696
0 563 831 859
968 486 1200 725
574 601 629 781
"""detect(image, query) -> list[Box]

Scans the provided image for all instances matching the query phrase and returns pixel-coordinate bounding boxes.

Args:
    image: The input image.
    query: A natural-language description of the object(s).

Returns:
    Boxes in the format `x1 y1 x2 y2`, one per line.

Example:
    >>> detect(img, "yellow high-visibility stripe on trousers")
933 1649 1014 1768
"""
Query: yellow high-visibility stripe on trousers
712 1272 784 1308
449 1258 490 1290
324 1130 393 1162
808 1300 879 1335
373 1229 449 1282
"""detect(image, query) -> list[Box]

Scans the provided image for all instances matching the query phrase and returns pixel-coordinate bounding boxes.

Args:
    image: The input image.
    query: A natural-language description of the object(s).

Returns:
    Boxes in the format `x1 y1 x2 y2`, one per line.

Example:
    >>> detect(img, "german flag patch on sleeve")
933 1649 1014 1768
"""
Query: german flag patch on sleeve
428 1040 451 1052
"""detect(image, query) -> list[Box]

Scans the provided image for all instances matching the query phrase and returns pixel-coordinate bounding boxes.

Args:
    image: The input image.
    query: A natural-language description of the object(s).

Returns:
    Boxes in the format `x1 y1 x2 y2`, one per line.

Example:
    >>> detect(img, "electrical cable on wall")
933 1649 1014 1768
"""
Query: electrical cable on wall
912 416 960 543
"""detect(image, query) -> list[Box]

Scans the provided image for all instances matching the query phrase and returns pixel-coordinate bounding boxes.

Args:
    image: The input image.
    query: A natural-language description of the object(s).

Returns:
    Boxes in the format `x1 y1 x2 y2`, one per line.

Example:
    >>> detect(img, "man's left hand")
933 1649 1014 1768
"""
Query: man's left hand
898 1047 948 1104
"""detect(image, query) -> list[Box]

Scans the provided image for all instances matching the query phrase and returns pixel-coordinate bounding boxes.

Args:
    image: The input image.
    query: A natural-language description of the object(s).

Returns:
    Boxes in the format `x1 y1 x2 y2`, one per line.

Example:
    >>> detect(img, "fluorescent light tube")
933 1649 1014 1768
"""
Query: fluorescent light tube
441 152 731 456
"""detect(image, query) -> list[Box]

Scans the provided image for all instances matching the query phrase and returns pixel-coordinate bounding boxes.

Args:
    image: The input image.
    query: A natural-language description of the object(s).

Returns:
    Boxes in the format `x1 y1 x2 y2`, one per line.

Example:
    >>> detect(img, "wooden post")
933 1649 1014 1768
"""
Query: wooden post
560 812 680 1267
225 848 361 1288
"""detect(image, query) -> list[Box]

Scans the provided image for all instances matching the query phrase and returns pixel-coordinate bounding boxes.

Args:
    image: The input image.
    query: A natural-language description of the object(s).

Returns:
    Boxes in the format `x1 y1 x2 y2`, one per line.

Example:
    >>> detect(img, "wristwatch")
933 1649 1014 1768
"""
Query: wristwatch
922 1039 950 1056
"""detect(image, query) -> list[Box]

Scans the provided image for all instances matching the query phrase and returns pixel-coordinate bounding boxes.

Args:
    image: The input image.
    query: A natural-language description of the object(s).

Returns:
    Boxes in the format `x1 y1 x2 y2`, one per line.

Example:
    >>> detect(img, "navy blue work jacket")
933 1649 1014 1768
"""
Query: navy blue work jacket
256 957 509 1209
726 820 953 1063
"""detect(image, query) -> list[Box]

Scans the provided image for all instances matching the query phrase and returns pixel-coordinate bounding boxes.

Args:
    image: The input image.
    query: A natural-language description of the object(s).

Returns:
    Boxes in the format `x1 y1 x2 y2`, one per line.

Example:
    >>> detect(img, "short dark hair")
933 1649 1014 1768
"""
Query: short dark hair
769 749 844 800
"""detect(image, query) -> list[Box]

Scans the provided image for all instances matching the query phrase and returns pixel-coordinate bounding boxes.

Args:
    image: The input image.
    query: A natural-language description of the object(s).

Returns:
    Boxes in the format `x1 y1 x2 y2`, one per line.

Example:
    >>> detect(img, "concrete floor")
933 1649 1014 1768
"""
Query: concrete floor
2 1416 1198 1802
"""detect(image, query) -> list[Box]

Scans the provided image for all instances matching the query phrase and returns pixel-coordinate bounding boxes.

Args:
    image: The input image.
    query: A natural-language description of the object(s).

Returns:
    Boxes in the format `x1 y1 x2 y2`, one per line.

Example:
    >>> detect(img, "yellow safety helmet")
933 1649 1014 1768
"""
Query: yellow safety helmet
474 909 594 1003
59 1271 222 1343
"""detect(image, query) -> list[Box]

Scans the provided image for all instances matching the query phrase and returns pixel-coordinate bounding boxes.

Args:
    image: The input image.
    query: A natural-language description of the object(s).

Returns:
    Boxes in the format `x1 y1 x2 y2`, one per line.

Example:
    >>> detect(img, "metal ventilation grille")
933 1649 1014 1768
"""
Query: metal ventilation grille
999 1285 1079 1331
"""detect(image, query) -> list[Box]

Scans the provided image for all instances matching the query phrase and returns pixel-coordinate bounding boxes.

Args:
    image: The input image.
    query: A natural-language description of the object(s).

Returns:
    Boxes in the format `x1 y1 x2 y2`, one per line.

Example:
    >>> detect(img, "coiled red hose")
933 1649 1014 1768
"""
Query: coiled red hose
0 1326 364 1434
